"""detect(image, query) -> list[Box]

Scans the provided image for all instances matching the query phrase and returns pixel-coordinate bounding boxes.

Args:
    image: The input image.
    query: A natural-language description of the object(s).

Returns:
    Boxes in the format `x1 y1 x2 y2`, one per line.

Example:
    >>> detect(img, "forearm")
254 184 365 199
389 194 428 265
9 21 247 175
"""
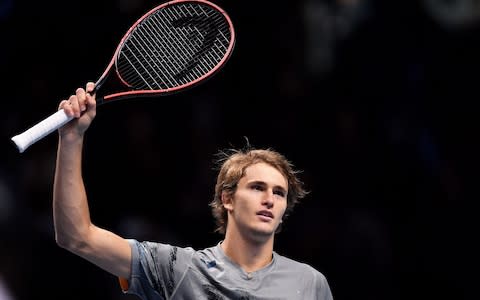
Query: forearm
53 134 92 250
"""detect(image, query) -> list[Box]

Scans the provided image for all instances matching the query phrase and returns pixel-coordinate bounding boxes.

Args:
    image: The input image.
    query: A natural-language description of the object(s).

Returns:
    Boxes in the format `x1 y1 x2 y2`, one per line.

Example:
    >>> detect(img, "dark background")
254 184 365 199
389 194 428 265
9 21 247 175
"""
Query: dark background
0 0 477 299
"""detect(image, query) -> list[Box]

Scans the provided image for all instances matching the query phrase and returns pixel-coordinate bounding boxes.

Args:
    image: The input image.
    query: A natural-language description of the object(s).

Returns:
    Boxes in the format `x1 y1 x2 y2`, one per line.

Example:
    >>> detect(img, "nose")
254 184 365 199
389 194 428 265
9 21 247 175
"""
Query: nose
261 190 274 208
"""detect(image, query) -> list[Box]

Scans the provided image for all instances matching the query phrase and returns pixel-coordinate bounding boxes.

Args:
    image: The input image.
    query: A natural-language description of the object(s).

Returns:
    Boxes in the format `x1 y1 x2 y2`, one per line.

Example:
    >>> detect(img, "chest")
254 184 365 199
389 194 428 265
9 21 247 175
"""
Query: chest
170 265 314 300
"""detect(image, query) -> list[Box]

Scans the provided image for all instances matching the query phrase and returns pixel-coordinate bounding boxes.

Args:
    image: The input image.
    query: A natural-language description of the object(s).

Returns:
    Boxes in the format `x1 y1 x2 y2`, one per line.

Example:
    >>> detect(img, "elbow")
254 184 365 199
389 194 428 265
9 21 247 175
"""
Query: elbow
55 234 72 250
55 232 88 253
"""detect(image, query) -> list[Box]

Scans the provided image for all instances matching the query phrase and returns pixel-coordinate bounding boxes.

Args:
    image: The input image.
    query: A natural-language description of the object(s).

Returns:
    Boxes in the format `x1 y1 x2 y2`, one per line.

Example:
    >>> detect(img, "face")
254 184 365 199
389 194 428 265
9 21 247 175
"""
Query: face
223 162 288 242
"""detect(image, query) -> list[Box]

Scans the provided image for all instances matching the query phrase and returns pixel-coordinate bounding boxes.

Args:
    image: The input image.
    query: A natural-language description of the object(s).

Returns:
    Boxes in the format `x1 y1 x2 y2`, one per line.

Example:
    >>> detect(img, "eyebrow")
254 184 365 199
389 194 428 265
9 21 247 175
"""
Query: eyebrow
249 180 287 193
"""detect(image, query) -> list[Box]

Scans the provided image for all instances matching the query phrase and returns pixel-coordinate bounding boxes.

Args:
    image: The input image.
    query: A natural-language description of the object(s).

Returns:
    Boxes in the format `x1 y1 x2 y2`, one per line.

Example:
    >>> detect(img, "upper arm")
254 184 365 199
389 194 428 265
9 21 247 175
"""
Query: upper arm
70 224 132 279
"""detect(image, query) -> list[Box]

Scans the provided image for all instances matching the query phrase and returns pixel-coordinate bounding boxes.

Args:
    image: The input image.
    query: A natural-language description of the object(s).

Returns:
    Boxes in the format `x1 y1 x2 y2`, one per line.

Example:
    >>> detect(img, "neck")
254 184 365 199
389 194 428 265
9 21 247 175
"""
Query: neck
221 226 275 273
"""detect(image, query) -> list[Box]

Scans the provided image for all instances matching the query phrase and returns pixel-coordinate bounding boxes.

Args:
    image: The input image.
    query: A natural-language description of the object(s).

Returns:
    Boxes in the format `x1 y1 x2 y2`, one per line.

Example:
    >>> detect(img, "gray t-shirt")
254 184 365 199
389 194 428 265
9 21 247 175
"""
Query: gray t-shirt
123 239 333 300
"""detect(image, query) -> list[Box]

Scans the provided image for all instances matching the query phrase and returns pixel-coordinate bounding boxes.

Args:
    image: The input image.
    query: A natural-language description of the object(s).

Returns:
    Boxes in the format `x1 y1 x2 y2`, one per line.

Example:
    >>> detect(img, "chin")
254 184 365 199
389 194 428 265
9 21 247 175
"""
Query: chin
250 225 277 239
236 221 278 242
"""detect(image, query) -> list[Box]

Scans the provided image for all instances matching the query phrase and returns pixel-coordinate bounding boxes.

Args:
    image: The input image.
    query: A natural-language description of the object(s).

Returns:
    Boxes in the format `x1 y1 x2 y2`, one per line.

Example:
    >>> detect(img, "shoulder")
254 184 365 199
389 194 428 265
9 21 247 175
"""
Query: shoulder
275 253 333 299
128 239 220 259
274 252 328 281
127 239 199 262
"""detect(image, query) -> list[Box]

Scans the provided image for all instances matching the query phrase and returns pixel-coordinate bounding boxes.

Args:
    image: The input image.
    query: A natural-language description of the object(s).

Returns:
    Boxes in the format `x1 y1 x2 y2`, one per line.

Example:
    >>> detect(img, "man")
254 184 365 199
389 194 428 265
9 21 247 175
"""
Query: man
53 82 334 299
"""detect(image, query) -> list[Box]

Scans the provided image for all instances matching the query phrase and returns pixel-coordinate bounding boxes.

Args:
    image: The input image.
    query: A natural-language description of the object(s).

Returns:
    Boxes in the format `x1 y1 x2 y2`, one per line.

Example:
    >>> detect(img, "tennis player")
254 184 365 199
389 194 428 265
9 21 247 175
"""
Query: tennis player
53 82 334 299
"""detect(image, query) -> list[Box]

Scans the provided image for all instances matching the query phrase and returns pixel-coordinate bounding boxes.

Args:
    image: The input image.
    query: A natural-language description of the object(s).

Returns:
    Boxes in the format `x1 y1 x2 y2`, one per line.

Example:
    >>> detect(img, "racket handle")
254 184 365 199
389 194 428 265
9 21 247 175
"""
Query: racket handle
11 109 74 153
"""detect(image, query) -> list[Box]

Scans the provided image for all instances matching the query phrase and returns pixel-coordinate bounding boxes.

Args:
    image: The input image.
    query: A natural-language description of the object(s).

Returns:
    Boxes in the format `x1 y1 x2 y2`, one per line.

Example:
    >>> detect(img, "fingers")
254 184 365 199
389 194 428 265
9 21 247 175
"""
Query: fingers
58 91 83 118
86 81 95 94
85 82 97 109
75 87 87 114
58 99 70 116
59 83 97 118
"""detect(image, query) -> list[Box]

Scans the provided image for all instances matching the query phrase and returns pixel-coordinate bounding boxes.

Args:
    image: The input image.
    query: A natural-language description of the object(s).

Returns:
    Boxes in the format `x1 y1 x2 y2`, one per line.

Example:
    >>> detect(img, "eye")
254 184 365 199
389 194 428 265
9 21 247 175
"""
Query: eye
274 189 286 198
251 184 264 191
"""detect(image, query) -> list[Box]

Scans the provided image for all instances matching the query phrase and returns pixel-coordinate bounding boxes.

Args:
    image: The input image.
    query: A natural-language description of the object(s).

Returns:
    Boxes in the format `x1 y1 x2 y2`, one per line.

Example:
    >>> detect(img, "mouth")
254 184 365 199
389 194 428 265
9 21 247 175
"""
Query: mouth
256 210 274 220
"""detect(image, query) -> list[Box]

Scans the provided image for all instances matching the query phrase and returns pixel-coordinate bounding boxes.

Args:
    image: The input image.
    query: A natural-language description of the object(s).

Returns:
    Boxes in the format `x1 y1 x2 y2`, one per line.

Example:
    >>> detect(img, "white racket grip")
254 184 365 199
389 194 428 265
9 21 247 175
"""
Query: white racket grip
11 109 74 153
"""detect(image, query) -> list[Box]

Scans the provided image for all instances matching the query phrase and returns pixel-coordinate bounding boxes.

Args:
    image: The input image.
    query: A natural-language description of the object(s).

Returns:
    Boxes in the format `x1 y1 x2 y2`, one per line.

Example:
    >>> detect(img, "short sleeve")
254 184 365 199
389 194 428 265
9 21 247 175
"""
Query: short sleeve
120 239 194 300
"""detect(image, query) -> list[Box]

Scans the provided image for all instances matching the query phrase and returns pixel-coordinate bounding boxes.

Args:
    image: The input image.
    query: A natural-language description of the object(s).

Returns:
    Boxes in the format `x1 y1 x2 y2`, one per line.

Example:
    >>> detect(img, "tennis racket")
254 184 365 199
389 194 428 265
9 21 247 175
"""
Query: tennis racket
11 0 235 153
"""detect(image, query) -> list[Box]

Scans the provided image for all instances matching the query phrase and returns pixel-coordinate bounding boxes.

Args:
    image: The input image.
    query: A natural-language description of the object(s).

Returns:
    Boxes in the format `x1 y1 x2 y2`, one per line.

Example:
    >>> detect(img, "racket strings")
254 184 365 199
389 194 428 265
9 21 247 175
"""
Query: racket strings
116 2 232 90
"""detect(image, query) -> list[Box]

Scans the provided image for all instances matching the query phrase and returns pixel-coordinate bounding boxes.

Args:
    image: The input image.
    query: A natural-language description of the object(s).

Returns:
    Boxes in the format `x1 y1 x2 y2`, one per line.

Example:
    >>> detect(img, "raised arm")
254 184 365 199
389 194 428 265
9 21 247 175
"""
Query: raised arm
53 82 131 279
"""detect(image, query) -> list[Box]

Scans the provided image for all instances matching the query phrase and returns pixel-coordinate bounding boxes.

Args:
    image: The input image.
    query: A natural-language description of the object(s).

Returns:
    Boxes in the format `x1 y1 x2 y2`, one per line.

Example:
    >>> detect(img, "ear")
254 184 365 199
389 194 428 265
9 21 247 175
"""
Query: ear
221 191 234 212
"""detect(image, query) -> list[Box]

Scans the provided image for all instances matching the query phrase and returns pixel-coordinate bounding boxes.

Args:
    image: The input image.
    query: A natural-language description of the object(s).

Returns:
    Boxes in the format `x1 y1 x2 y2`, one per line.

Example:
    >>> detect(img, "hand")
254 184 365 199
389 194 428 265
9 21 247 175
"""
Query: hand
58 82 97 138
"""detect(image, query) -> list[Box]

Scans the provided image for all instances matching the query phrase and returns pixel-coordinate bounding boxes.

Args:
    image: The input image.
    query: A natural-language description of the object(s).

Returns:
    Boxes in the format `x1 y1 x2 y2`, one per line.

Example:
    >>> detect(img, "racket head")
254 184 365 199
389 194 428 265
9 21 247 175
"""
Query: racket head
96 0 235 102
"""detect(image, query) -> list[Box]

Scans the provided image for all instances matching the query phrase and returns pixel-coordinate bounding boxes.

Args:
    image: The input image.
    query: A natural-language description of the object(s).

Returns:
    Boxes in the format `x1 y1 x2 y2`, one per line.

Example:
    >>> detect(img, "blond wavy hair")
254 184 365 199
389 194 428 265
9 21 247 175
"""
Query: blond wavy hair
209 144 308 234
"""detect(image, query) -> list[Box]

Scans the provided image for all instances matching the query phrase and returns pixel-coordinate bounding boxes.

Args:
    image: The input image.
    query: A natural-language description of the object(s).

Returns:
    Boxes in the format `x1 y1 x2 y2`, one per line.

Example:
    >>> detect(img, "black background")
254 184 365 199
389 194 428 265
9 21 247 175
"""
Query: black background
0 0 477 299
